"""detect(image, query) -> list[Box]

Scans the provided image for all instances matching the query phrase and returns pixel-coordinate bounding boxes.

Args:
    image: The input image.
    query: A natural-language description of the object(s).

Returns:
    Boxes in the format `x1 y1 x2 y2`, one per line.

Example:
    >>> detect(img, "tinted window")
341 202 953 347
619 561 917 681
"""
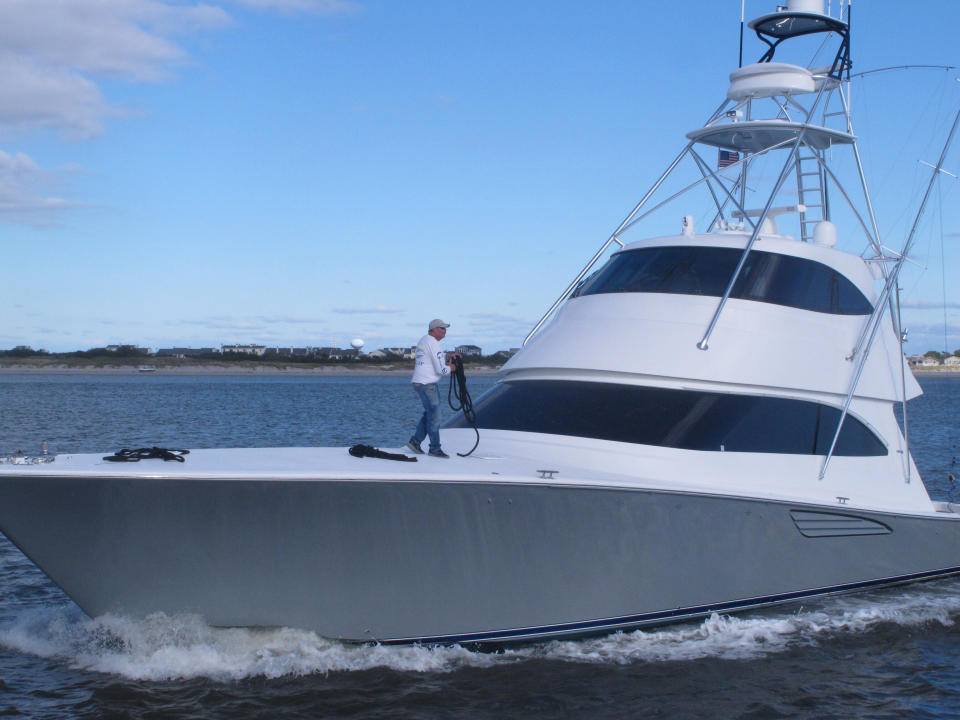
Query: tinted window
571 246 873 315
445 380 886 456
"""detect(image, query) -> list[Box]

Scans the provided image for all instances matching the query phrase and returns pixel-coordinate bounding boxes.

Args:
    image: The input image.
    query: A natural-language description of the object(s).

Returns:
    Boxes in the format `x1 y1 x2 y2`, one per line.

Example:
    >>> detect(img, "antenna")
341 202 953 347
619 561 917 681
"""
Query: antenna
918 157 958 356
919 159 958 178
939 173 947 356
738 0 745 68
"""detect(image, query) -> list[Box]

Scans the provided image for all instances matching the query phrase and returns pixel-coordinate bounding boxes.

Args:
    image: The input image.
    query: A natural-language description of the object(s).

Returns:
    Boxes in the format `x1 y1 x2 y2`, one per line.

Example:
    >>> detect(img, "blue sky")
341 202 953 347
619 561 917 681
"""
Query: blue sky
2 0 959 355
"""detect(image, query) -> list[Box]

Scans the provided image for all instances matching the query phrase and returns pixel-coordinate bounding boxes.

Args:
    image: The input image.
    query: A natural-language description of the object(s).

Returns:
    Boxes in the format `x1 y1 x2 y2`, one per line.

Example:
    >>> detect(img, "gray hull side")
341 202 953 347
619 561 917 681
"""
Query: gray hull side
1 476 959 643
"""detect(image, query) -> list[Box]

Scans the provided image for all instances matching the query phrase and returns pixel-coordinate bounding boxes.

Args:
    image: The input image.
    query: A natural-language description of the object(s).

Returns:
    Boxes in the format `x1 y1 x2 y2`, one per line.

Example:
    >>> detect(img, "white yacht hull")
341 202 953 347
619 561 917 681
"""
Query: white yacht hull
3 2 955 645
2 446 959 644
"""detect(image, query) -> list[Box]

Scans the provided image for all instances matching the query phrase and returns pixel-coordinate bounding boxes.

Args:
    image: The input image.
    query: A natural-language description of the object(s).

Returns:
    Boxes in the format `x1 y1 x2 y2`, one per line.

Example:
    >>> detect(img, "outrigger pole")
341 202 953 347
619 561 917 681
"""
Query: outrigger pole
820 106 960 481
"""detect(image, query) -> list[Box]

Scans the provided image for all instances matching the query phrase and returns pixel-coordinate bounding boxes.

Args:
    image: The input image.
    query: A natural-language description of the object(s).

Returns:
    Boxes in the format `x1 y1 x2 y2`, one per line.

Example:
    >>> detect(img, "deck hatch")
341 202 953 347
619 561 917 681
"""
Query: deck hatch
790 510 892 538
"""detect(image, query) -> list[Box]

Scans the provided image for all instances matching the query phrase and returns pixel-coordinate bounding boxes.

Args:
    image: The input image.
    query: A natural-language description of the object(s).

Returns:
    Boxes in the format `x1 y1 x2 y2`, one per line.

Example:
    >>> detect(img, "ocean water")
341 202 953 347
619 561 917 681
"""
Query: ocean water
0 373 958 719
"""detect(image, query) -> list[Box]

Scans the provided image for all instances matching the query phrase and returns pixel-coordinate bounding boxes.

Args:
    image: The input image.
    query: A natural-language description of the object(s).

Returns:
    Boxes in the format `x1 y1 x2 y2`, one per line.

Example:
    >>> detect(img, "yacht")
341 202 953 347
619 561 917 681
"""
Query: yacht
1 0 959 645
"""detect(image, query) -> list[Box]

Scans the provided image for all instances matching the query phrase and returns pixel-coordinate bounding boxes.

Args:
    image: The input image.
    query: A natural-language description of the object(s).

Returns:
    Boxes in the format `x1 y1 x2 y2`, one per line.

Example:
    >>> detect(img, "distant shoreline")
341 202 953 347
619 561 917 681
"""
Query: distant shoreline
0 361 503 377
1 360 956 377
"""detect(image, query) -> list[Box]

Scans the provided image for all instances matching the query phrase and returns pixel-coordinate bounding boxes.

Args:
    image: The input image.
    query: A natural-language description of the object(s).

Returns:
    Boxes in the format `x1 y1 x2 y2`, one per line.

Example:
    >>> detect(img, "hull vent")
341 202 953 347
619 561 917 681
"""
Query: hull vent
790 510 892 538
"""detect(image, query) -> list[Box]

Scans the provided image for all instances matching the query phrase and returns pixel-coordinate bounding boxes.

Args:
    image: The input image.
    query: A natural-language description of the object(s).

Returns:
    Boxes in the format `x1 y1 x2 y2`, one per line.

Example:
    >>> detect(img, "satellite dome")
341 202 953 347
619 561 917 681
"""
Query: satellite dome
351 338 364 349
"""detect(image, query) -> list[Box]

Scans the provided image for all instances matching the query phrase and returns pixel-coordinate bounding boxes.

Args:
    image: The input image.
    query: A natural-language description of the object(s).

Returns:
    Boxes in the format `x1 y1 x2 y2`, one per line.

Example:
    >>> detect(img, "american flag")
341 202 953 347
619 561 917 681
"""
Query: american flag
718 149 740 169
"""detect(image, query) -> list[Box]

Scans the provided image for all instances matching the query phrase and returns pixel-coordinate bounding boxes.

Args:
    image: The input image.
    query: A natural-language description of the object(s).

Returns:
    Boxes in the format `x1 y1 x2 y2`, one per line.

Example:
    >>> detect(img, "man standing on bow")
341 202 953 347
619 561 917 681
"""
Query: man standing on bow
407 318 456 458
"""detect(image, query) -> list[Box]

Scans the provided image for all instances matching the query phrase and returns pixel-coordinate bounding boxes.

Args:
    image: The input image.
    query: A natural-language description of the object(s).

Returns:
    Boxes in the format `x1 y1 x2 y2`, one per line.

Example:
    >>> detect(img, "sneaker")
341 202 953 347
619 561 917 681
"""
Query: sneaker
406 440 424 455
428 449 450 458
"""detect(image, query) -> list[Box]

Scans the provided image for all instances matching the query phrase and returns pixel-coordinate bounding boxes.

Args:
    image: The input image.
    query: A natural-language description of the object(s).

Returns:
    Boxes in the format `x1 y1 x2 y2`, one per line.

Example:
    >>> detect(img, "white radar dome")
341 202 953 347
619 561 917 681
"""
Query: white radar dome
812 220 837 247
787 0 824 13
351 338 364 349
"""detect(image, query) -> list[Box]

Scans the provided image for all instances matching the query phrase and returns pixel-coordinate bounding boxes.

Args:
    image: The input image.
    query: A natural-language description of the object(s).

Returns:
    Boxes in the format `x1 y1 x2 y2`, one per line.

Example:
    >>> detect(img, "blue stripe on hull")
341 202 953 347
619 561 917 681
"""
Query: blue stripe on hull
380 564 960 646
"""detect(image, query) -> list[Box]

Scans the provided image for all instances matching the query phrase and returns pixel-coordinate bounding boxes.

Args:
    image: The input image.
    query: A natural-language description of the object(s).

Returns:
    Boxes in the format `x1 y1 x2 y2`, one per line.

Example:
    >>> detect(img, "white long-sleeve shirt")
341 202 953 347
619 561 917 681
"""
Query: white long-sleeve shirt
412 333 449 384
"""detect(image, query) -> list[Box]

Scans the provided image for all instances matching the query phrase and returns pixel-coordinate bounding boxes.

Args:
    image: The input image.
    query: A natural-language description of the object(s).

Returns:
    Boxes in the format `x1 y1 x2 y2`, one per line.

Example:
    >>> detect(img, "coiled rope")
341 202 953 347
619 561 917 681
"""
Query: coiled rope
103 447 190 462
447 355 479 457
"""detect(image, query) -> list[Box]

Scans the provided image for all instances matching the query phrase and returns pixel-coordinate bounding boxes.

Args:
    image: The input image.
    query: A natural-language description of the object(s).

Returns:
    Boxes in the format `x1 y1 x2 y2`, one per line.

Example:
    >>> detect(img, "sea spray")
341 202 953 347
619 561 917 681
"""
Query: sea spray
522 581 960 665
0 609 504 681
3 578 960 681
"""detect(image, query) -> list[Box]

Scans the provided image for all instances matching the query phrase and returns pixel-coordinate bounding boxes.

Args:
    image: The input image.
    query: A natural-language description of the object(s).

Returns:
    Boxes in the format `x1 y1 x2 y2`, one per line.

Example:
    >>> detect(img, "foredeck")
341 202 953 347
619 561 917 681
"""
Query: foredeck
0 430 611 486
0 427 949 518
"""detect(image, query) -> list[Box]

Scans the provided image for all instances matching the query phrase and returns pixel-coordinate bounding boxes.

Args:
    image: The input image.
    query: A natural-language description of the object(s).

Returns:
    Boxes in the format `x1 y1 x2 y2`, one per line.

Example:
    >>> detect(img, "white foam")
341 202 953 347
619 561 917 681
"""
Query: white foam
0 608 504 681
2 581 959 680
525 582 960 665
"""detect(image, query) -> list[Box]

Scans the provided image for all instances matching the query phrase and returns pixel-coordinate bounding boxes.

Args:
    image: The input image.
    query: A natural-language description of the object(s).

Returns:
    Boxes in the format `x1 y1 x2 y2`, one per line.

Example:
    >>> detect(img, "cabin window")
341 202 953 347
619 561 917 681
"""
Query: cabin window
571 246 873 315
445 380 887 456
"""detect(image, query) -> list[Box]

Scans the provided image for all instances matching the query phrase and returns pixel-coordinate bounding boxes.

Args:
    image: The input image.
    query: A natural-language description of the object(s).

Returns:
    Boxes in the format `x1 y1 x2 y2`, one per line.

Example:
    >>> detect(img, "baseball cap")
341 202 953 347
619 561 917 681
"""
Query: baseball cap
428 319 450 330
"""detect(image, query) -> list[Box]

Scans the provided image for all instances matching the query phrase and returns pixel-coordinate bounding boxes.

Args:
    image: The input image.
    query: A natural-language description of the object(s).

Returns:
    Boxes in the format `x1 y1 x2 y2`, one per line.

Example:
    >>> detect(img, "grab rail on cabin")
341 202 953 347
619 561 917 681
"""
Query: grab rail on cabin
523 142 694 345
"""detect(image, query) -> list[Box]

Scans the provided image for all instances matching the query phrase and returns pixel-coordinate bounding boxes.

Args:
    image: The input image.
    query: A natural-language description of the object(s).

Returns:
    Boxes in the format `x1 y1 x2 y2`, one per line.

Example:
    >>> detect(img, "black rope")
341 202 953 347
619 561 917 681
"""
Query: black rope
103 447 189 462
349 444 417 462
447 355 479 457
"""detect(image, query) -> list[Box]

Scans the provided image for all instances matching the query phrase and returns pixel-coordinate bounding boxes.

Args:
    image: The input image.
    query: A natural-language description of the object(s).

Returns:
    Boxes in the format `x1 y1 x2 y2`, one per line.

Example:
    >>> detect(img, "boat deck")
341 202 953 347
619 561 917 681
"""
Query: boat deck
0 429 616 486
2 429 954 519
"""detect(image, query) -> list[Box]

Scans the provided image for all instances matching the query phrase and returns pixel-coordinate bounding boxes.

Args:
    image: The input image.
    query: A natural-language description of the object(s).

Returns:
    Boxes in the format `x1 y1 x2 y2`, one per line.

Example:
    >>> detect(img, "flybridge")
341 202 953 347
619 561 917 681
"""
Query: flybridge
524 0 864 348
515 0 960 486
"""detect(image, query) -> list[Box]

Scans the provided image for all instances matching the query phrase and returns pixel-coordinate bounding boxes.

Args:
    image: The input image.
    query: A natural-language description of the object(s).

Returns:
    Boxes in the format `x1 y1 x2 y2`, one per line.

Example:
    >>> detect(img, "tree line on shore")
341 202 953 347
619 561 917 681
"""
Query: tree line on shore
0 346 507 365
922 350 960 362
5 345 957 365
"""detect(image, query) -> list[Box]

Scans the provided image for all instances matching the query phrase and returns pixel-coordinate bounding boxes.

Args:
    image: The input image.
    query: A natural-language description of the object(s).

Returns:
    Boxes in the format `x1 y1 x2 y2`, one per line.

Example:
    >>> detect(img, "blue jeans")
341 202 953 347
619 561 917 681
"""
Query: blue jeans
411 382 441 452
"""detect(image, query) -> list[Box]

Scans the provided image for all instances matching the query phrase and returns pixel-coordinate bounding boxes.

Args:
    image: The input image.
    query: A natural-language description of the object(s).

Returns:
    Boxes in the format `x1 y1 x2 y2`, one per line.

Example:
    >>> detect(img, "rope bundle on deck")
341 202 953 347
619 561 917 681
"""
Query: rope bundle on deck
103 447 190 463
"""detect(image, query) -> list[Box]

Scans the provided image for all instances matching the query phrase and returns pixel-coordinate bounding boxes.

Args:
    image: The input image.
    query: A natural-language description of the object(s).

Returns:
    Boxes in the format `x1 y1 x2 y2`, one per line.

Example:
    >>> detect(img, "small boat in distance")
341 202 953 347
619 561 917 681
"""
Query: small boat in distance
1 0 959 646
137 365 157 373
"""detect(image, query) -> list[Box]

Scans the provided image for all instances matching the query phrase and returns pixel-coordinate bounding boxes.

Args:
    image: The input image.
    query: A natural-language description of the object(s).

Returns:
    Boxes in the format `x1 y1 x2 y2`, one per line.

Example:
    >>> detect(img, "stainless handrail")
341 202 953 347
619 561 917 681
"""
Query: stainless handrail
696 128 809 350
619 134 799 237
895 285 911 483
688 148 756 229
523 97 736 346
696 81 831 351
523 142 693 345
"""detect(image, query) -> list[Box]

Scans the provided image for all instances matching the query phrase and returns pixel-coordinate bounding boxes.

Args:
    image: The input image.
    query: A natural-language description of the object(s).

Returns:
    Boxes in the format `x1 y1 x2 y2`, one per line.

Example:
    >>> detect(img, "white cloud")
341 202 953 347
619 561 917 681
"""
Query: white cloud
183 317 268 331
333 306 405 314
0 0 358 139
179 315 337 338
468 312 529 325
901 300 960 310
0 0 232 139
252 315 329 324
0 56 111 139
225 0 358 13
466 312 533 335
0 150 77 225
901 318 960 354
459 311 534 350
0 0 354 223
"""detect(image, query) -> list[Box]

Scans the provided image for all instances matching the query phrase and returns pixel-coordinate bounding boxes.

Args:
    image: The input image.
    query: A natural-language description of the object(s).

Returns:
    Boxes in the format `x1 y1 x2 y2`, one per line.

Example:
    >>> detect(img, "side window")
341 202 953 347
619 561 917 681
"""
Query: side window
445 381 887 456
572 246 873 315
